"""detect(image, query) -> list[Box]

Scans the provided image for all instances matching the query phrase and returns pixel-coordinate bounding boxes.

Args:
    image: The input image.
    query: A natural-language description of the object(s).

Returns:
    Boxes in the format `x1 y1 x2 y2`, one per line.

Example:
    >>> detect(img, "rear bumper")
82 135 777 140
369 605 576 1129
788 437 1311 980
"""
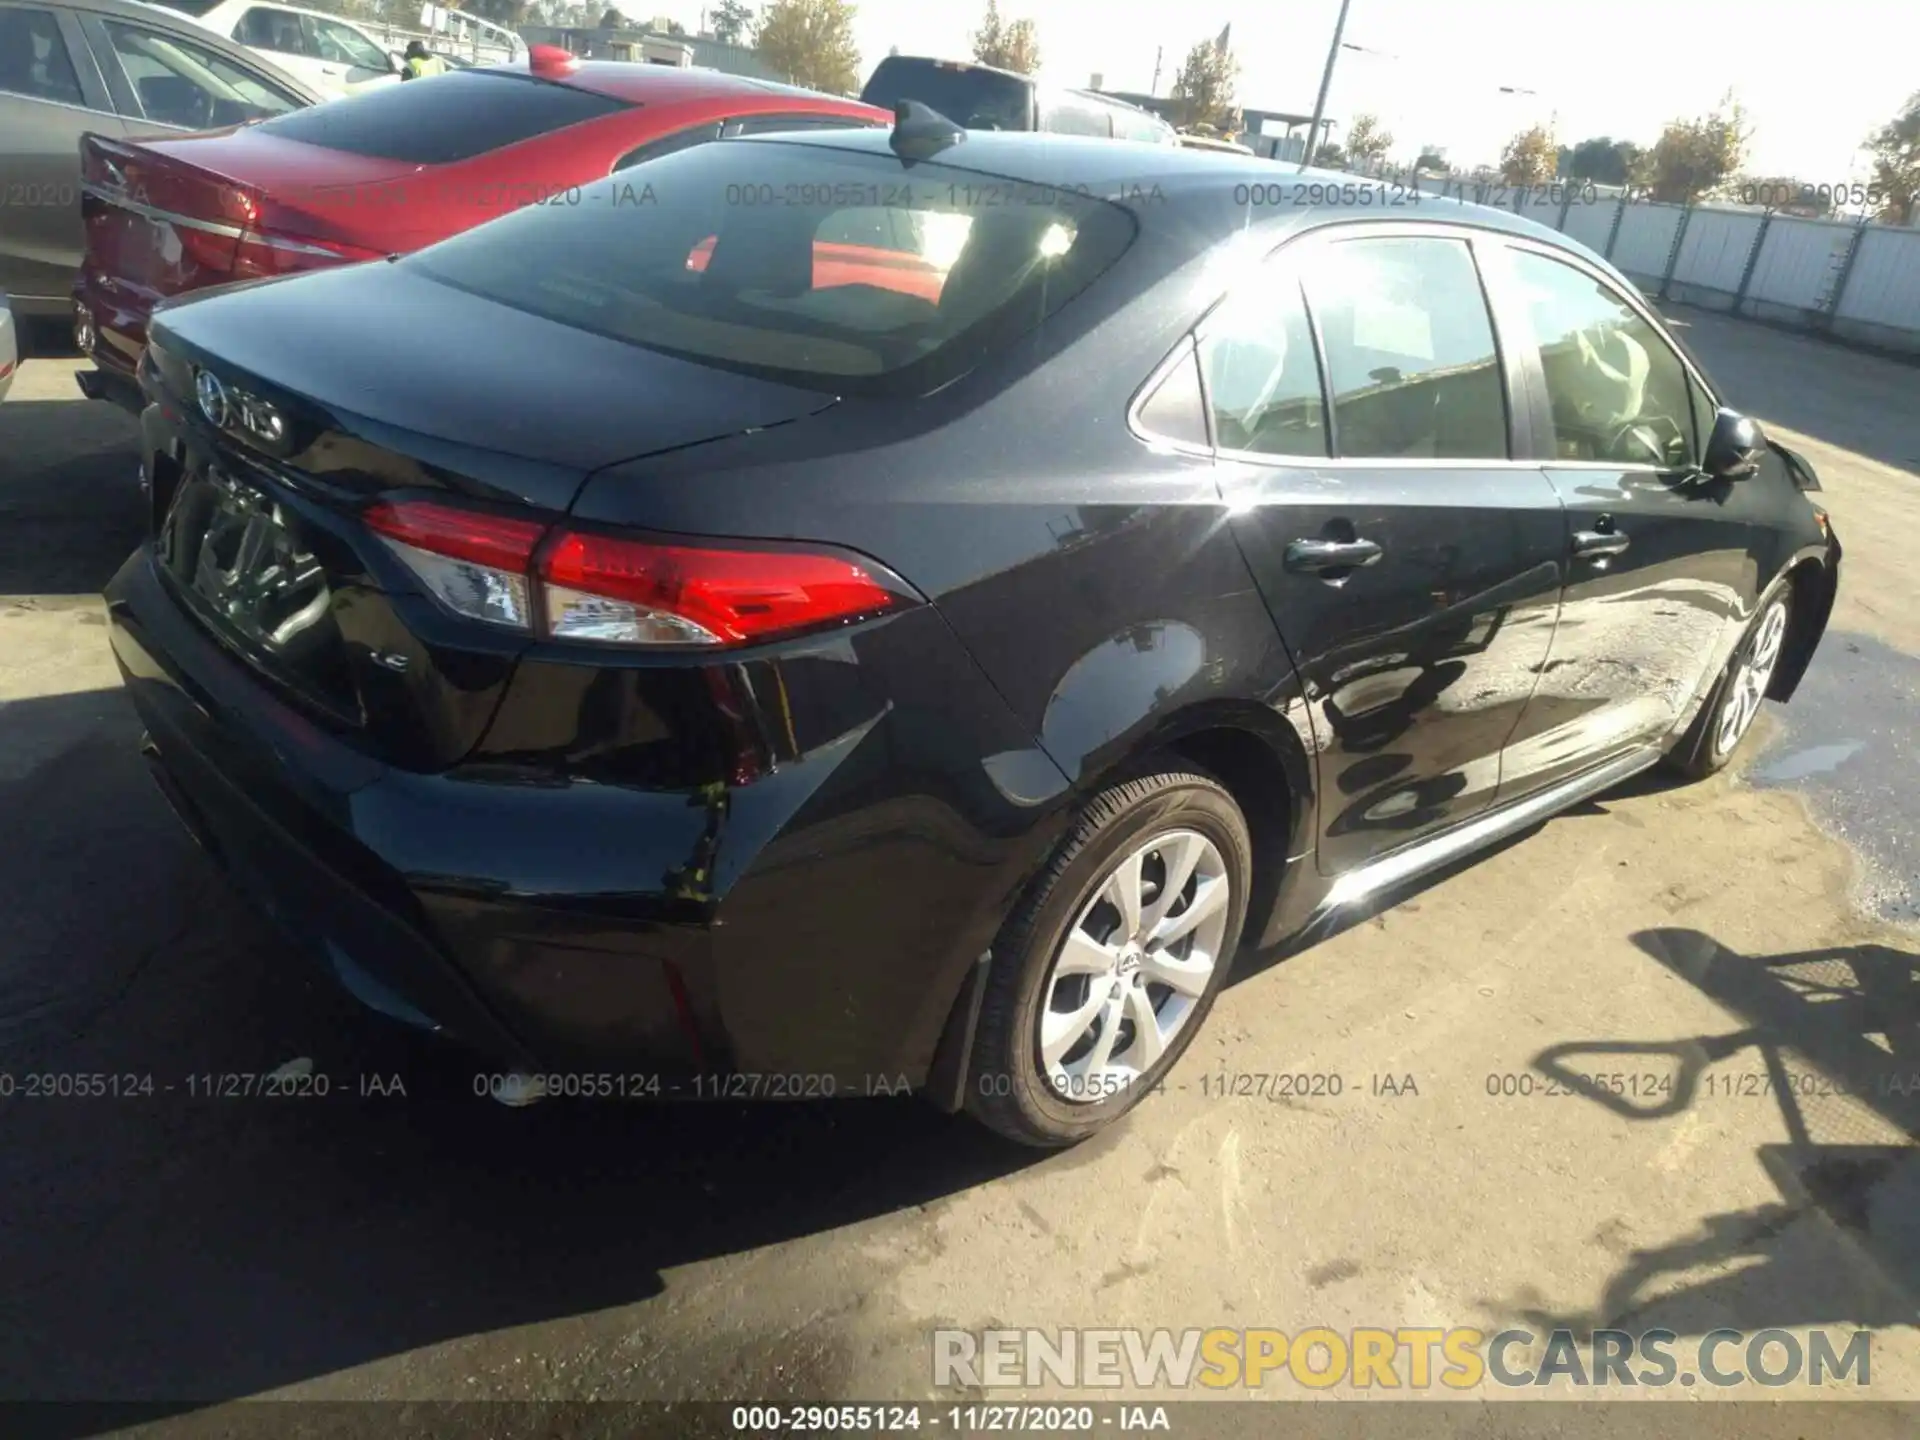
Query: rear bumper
105 541 1059 1090
74 269 152 392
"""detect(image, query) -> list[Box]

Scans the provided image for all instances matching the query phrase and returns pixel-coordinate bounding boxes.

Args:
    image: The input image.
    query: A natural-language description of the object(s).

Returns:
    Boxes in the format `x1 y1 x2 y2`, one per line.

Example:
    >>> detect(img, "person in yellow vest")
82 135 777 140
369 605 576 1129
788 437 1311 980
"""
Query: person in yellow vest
402 41 448 79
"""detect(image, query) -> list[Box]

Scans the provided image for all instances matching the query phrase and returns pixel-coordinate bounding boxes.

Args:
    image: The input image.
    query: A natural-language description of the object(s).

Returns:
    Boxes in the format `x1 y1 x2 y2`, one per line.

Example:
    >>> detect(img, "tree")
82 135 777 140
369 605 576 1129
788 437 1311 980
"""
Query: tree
597 6 623 27
1560 136 1642 187
1499 124 1557 185
662 17 685 34
1864 91 1920 226
755 0 861 94
1414 146 1447 174
1312 140 1345 168
1343 112 1391 169
1170 35 1236 131
710 0 755 44
1642 92 1751 203
971 0 1039 74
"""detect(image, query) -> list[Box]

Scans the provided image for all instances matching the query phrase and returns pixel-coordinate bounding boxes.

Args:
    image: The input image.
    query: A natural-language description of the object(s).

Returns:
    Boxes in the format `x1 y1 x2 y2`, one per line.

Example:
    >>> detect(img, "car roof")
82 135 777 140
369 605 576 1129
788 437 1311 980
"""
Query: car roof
744 127 1582 249
517 61 883 110
197 0 379 22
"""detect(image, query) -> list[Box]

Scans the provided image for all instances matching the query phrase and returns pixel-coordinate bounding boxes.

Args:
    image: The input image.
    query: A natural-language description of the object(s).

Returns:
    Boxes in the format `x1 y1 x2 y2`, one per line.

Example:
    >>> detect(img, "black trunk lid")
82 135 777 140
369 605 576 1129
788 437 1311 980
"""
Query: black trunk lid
142 262 837 769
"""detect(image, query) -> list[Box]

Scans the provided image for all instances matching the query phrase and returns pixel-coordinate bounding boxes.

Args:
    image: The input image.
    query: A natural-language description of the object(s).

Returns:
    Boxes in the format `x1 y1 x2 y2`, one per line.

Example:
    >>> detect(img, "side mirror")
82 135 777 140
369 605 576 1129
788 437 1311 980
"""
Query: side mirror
1702 407 1765 480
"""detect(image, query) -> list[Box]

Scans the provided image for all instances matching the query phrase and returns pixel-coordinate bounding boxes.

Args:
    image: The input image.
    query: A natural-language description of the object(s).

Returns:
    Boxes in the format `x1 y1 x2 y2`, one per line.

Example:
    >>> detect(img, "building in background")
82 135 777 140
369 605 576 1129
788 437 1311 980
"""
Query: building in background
518 24 772 75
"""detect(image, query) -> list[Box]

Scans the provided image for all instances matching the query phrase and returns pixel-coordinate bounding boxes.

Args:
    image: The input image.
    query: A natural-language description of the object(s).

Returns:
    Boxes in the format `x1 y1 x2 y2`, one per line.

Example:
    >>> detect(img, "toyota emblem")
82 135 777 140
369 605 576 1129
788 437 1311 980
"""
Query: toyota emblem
195 368 230 428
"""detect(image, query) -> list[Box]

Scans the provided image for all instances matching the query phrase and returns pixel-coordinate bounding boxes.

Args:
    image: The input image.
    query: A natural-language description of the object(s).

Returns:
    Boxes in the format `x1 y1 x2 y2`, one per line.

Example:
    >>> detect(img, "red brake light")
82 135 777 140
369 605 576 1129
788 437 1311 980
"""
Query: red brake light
362 500 912 648
365 500 548 570
538 532 908 647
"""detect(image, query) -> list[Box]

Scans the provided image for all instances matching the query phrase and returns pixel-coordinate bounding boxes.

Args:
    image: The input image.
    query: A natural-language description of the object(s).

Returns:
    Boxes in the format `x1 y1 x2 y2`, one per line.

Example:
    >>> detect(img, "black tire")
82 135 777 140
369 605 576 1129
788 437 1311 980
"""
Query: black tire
965 768 1252 1148
1664 580 1793 781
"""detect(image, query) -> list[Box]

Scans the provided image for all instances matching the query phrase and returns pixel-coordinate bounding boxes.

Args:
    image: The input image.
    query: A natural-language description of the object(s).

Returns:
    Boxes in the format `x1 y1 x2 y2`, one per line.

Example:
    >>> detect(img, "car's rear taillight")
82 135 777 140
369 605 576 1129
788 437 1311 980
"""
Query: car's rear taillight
363 499 914 647
364 500 547 630
539 531 907 646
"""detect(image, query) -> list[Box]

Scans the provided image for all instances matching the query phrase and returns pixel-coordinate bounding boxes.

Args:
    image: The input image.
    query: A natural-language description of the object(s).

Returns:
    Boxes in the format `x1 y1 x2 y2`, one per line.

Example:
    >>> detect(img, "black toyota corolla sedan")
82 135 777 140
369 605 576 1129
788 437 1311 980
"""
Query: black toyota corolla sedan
105 116 1840 1146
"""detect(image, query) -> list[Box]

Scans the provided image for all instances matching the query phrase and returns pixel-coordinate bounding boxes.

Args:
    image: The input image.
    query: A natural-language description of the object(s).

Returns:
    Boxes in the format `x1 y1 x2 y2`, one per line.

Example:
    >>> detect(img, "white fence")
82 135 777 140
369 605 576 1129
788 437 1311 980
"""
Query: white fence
1372 169 1920 357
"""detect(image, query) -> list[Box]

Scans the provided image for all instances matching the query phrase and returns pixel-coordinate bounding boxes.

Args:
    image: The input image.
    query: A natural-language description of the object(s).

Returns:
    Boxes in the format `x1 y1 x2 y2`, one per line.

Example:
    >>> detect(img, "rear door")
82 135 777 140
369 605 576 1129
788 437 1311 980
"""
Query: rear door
1486 239 1762 794
0 1 124 306
1205 226 1567 874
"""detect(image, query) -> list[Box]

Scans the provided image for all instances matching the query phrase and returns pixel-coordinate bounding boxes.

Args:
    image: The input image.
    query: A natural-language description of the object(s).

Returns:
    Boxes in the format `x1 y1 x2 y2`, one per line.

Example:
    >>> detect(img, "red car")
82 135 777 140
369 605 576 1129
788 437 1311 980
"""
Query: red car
75 50 891 407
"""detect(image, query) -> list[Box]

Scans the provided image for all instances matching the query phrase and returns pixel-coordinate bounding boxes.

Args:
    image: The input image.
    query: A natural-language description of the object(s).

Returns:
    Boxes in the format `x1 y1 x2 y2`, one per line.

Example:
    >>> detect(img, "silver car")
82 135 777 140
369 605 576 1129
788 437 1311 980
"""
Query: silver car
0 290 16 401
0 0 323 321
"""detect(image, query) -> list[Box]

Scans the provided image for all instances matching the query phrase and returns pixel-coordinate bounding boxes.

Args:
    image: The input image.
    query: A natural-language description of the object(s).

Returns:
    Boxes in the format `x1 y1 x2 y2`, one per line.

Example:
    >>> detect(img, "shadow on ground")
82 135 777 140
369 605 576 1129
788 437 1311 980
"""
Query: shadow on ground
1497 925 1920 1342
0 684 1036 1412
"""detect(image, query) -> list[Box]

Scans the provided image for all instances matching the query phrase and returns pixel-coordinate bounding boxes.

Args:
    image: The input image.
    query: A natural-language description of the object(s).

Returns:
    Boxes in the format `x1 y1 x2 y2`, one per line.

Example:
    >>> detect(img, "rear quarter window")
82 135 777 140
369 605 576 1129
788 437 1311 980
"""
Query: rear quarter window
254 71 630 163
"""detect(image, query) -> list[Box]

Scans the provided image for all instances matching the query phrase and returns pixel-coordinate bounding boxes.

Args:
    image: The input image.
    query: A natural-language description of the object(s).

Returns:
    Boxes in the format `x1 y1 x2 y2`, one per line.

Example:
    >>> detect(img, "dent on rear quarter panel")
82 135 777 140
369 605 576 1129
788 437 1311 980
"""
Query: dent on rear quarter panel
454 599 1075 1082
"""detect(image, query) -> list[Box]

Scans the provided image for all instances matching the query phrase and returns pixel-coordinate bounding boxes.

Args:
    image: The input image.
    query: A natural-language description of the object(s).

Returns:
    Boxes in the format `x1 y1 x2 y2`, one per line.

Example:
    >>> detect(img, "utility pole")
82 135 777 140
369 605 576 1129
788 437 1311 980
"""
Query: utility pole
1299 0 1353 172
1150 44 1162 98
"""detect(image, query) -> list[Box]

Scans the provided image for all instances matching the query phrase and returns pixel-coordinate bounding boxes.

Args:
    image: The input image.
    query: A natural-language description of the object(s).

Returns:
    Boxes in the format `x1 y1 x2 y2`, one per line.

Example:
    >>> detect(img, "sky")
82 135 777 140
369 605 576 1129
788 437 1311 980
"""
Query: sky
672 0 1919 177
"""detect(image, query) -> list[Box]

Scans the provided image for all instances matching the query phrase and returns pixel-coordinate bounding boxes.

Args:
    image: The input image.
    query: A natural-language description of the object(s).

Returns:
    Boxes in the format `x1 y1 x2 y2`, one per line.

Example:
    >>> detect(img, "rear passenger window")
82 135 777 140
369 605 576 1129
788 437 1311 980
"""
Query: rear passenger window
0 7 85 106
1198 271 1328 458
1305 236 1509 461
254 70 629 163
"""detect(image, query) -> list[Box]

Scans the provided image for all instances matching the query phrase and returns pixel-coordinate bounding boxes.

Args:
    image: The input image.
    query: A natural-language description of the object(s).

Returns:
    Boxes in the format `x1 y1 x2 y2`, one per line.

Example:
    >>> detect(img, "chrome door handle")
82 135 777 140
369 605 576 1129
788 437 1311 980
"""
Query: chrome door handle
1284 537 1383 573
1572 529 1630 559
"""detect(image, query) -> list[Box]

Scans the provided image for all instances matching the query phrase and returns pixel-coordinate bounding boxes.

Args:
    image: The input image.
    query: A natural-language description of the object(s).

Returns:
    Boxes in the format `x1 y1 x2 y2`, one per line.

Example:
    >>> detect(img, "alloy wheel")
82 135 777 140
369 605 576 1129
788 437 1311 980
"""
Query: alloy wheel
1036 829 1232 1104
1715 599 1787 758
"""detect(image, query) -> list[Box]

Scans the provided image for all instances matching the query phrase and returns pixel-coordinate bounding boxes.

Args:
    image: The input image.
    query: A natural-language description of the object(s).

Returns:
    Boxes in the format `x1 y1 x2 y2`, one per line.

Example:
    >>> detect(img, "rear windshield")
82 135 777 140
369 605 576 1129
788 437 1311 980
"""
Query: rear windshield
254 71 630 164
860 57 1032 131
405 138 1136 397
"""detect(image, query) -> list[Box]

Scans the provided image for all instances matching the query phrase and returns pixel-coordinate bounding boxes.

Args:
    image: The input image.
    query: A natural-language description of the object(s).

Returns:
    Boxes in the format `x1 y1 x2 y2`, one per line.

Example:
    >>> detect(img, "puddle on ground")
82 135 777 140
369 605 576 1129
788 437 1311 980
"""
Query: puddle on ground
1748 631 1919 927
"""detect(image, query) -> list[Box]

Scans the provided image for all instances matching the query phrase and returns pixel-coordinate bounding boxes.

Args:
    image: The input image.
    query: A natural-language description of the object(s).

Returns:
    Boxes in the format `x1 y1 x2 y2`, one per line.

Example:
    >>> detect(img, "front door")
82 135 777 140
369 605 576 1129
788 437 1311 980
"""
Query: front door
1213 229 1567 876
1486 240 1758 797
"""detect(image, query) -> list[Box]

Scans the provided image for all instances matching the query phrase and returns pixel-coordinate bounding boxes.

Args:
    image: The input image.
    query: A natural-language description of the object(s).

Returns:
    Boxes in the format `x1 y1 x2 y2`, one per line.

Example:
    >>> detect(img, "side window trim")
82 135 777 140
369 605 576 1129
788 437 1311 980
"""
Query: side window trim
1496 235 1723 467
76 11 143 117
1293 269 1339 458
